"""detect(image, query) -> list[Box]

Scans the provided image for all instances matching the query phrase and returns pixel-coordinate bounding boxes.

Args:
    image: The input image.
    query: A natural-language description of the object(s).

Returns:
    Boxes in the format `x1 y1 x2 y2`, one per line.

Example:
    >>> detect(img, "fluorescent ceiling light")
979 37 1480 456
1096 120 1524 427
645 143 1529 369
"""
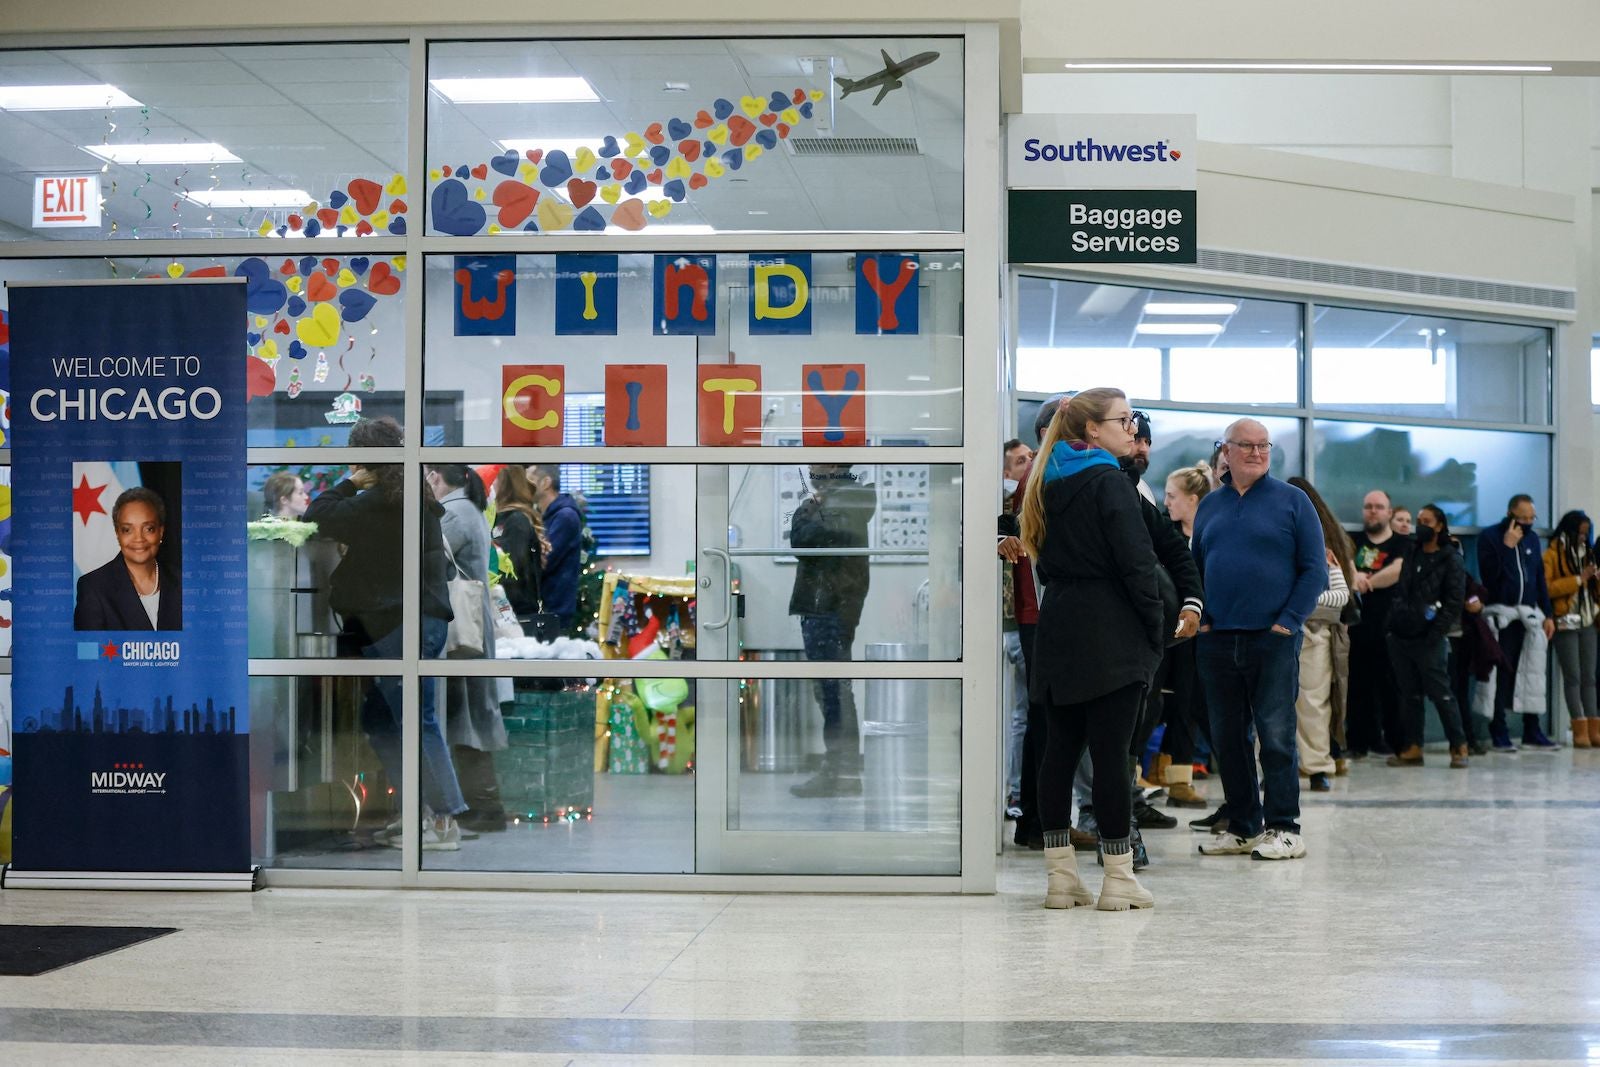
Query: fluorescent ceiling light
1134 323 1225 335
183 188 311 208
1063 62 1553 73
83 142 241 165
432 77 598 103
0 83 143 110
498 138 616 158
1143 302 1237 315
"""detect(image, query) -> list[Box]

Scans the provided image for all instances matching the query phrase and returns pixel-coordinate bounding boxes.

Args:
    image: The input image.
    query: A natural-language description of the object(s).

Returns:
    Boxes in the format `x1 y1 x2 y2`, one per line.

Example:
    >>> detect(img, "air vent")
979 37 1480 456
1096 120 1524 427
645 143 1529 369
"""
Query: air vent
787 137 921 158
1197 249 1576 312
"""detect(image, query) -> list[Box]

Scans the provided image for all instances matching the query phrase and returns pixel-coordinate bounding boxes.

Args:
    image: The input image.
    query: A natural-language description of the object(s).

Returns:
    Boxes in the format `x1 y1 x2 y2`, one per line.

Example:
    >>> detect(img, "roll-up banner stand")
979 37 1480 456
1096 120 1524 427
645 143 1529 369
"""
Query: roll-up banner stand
2 278 256 891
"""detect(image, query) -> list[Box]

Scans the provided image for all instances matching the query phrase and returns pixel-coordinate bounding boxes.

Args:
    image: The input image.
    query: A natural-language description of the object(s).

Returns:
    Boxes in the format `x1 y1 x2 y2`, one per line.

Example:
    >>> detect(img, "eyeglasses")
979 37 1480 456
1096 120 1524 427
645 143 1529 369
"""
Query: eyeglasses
1226 440 1273 455
1106 410 1148 432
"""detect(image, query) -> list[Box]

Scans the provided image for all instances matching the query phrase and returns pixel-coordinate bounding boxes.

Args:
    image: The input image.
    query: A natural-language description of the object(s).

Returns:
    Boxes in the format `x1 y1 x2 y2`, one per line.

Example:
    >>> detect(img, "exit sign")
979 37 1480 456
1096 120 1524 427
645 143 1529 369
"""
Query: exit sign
33 174 102 228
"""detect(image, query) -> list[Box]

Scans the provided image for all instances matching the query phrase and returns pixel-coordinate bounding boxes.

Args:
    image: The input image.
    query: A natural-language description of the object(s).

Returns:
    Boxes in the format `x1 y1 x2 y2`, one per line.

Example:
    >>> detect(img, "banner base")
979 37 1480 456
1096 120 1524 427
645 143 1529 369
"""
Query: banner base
1 866 260 892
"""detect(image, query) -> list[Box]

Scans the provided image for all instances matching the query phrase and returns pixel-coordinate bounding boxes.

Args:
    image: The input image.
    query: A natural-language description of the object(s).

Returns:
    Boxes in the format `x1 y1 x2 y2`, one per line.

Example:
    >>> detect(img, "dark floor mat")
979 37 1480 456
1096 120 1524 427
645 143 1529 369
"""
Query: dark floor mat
0 925 178 976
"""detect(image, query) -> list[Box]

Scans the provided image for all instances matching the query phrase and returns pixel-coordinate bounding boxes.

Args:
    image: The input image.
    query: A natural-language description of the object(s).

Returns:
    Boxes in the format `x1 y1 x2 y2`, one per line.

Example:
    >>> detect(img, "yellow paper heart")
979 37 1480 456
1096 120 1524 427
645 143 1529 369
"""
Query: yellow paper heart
257 218 274 236
811 87 826 101
429 168 442 181
740 95 764 117
338 204 359 225
260 339 279 362
386 173 407 196
707 125 729 145
703 158 726 179
287 276 304 294
488 223 502 234
165 262 184 278
371 210 390 229
575 147 597 171
296 302 341 348
647 200 672 219
473 188 485 200
537 198 575 232
743 143 764 161
254 315 268 329
782 107 799 124
624 132 646 155
665 157 692 179
519 163 538 182
337 268 358 288
600 184 621 204
393 256 406 272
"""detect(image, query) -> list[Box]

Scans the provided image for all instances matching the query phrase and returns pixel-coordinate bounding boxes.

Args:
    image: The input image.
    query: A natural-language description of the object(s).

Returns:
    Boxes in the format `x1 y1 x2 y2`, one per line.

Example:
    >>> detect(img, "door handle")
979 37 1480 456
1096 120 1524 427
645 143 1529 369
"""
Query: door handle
700 546 734 630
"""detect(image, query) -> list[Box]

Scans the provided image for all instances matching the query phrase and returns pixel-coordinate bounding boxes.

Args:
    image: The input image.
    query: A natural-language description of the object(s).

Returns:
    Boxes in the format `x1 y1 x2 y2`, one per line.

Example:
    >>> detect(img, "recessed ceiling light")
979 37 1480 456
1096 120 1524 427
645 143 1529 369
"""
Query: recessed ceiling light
747 210 770 216
1134 323 1225 335
431 77 599 103
1063 62 1553 73
83 142 241 165
663 82 690 93
1143 302 1238 315
183 188 311 208
0 83 143 110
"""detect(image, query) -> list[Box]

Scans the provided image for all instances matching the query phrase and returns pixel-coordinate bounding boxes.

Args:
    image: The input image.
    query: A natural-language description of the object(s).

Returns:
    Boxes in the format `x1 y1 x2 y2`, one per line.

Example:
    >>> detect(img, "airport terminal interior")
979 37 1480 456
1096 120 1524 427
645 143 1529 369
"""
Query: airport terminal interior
2 1 1600 1062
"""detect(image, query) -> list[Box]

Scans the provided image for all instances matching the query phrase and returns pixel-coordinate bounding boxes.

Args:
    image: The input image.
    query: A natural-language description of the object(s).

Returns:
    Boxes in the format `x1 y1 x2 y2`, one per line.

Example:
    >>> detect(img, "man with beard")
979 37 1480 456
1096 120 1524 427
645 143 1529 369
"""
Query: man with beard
1347 490 1411 758
1126 414 1157 506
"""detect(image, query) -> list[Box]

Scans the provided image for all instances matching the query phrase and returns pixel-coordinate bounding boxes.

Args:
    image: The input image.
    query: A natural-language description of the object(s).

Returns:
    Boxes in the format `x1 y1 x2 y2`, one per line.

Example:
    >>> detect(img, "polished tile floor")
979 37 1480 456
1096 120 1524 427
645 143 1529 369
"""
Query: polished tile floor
2 747 1598 1064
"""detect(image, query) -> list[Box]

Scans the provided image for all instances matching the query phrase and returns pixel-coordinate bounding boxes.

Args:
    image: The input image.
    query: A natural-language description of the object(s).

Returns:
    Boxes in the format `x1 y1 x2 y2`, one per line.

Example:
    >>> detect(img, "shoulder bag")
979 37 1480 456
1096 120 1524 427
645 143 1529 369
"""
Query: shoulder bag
442 537 487 659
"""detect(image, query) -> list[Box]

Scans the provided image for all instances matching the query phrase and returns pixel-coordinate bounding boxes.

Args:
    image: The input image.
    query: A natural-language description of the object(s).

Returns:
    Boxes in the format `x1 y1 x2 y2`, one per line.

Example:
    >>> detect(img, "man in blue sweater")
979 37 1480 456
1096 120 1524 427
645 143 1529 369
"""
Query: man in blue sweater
1476 494 1559 751
1191 419 1326 861
530 464 584 632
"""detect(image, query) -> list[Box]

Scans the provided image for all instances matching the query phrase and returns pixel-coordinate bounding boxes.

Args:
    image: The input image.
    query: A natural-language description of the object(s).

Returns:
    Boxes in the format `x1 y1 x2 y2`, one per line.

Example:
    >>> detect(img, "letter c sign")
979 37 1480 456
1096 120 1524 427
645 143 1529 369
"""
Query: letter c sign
501 364 564 445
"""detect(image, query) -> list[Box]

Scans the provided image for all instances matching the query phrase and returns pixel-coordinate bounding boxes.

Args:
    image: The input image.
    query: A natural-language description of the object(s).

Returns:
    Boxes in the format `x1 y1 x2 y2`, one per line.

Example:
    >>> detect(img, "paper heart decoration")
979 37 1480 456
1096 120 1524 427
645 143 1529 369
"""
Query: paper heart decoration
759 112 777 128
645 168 663 185
755 128 778 150
678 139 701 163
348 178 383 215
254 315 268 328
740 95 764 117
663 179 686 202
298 256 317 276
338 288 377 323
623 132 645 156
567 179 597 208
306 271 337 302
329 190 349 209
188 266 226 280
703 140 716 157
523 148 543 164
338 204 359 226
799 102 814 119
247 331 261 346
743 143 764 161
393 255 406 272
246 357 277 401
595 166 611 181
367 262 402 296
599 135 621 158
366 212 386 230
304 219 323 238
388 216 406 235
706 122 730 146
473 188 485 201
728 115 756 146
264 220 281 237
235 257 288 315
665 157 692 180
430 168 443 180
297 302 342 348
430 179 486 236
386 174 407 196
694 110 714 128
793 89 808 103
538 151 574 187
722 148 744 171
316 208 339 229
573 206 605 231
492 180 539 228
287 277 304 295
287 214 303 232
713 98 734 120
278 258 296 276
811 88 826 100
337 267 358 288
781 107 800 124
689 172 708 190
490 150 520 177
624 171 647 195
287 295 307 317
600 184 621 204
260 339 279 361
389 198 407 214
612 199 647 230
610 158 633 179
647 200 672 219
321 257 340 274
289 340 307 360
667 117 692 141
536 198 575 232
166 262 184 278
575 147 597 172
703 157 726 179
349 256 370 276
770 90 792 112
470 164 488 180
273 319 292 335
778 123 791 139
644 122 665 145
649 145 671 167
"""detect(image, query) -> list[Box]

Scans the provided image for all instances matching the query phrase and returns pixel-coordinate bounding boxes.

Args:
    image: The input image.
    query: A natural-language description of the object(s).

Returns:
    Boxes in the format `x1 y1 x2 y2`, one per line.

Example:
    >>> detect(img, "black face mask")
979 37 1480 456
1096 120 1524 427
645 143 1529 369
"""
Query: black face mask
1517 521 1535 534
1415 525 1437 546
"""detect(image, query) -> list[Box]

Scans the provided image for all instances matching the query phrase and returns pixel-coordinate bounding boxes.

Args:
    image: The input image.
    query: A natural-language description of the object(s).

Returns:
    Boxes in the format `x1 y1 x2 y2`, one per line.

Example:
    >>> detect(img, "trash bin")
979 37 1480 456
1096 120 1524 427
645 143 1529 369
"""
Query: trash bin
863 641 929 831
744 650 814 773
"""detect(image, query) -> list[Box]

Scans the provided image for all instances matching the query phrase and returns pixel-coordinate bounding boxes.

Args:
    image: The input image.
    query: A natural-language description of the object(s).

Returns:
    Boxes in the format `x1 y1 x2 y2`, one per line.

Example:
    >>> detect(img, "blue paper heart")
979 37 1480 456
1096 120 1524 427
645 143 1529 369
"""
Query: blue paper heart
246 332 261 347
349 256 369 276
338 288 378 323
595 166 611 181
276 226 287 238
799 101 814 119
490 149 520 177
768 91 790 112
599 135 621 158
624 171 647 195
388 216 406 235
573 206 606 231
329 190 348 209
289 340 307 360
722 148 743 171
233 258 288 316
663 179 686 203
523 220 538 231
457 163 470 177
430 178 486 237
649 145 671 167
667 117 691 141
299 255 317 276
335 225 348 237
713 97 734 120
703 140 715 157
538 150 574 187
304 218 323 238
286 295 307 318
755 128 777 150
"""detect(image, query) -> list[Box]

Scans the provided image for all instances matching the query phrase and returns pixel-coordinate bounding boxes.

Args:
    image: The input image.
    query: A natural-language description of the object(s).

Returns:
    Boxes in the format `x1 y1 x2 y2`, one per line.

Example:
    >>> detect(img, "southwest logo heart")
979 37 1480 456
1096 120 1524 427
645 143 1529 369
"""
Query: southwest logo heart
728 115 756 146
492 180 539 227
348 178 383 215
567 178 597 208
1170 150 1182 160
367 262 402 296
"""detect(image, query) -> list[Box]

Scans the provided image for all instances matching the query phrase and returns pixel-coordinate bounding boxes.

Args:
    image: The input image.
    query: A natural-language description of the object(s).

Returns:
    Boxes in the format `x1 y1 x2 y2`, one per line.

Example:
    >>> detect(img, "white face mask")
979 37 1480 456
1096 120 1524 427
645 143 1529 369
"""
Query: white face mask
1003 477 1019 494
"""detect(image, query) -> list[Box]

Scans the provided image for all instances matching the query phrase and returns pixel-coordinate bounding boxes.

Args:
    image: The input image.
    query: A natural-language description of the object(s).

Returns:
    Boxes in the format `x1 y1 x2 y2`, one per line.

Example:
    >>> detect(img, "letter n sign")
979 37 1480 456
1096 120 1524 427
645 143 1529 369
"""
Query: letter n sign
697 364 762 446
654 254 717 335
801 364 867 446
554 254 618 335
454 255 517 337
749 253 811 335
855 253 918 335
502 364 564 446
604 364 668 446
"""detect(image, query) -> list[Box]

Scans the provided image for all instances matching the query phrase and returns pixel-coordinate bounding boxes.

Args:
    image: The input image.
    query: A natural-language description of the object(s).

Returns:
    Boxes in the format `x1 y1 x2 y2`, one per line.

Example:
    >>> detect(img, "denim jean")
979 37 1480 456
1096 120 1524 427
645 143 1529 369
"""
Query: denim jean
1198 629 1303 836
800 613 861 773
360 615 467 817
1003 630 1028 799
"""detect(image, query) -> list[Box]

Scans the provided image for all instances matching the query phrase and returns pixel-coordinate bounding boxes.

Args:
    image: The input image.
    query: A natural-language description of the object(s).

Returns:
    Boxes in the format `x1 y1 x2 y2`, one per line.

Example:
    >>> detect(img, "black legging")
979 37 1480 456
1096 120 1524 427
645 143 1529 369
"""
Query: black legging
1014 623 1046 843
1038 682 1144 844
1158 638 1202 765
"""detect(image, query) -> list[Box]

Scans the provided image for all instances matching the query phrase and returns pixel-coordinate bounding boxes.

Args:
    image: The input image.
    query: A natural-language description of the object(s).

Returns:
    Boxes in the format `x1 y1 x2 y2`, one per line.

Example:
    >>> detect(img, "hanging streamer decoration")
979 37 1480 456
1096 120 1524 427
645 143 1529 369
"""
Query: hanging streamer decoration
102 100 118 237
130 107 154 238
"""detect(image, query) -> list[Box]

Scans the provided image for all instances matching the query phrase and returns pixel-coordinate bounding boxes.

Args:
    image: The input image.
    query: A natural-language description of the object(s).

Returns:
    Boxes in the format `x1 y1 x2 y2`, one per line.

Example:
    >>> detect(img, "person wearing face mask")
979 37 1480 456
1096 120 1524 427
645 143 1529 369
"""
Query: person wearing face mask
1477 494 1559 752
1385 505 1469 768
999 439 1035 823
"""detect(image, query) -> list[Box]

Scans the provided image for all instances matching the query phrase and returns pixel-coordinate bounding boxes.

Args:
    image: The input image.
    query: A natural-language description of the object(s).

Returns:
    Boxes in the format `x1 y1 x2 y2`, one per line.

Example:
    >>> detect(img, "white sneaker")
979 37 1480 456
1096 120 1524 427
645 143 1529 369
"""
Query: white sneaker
422 818 462 851
1250 828 1306 861
1199 831 1264 856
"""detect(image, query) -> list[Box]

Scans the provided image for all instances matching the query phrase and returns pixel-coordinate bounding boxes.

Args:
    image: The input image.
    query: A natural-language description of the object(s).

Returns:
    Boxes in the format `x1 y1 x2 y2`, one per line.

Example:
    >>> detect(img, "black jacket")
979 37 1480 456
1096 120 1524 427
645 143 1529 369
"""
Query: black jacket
787 476 877 629
74 556 182 631
1029 455 1163 706
1141 497 1202 643
1389 541 1465 642
493 507 544 617
303 478 452 645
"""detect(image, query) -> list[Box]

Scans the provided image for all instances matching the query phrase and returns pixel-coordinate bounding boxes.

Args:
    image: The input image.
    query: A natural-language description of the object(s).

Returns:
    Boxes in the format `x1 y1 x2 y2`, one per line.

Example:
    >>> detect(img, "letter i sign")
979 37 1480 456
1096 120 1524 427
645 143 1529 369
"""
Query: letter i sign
855 253 919 335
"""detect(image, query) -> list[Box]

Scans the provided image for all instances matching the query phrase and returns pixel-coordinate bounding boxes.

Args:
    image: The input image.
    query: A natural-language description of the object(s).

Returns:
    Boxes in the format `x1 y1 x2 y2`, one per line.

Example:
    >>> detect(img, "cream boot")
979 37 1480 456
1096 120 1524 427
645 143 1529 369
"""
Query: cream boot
1096 848 1154 911
1044 846 1094 909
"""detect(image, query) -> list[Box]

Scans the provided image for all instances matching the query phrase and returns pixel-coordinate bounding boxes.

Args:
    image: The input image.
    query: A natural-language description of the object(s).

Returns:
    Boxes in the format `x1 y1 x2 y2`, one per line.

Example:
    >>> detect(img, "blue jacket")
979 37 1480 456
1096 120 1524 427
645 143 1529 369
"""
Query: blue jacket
1476 517 1554 613
1191 473 1326 633
540 493 583 622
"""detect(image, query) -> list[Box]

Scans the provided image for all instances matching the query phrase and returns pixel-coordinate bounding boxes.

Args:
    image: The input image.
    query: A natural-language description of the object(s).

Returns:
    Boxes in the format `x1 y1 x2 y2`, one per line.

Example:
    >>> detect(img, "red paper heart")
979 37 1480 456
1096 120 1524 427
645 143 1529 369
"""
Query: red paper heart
273 319 291 335
306 271 337 302
355 219 374 237
190 265 227 278
645 122 665 145
678 139 701 162
610 159 633 179
646 168 663 185
279 258 297 276
471 164 488 180
689 173 708 190
321 258 339 274
492 180 539 227
287 214 303 232
759 112 777 127
367 262 401 296
348 178 383 216
777 123 791 139
316 208 338 229
246 357 277 401
728 115 756 146
566 178 597 208
694 110 714 128
389 198 407 214
611 199 647 231
793 89 807 103
523 149 543 164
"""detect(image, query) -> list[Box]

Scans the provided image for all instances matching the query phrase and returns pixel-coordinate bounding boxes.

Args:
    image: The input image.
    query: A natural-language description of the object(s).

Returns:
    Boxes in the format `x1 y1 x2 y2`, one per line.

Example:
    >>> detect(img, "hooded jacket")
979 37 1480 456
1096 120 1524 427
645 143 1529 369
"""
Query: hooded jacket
540 492 583 622
1028 444 1163 706
787 474 877 628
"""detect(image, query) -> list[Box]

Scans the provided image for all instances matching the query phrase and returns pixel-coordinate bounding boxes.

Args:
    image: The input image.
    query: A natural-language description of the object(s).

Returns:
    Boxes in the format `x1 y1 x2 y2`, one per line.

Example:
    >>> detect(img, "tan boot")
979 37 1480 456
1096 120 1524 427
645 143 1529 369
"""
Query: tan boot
1588 719 1600 747
1096 848 1154 911
1164 763 1208 809
1574 721 1592 749
1044 846 1093 909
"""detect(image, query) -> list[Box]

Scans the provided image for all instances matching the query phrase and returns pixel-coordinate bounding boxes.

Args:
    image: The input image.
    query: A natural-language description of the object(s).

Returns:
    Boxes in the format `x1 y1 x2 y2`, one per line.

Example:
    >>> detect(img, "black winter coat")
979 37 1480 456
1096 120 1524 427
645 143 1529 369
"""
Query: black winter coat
1029 462 1164 706
787 477 876 629
492 507 544 617
1388 542 1465 642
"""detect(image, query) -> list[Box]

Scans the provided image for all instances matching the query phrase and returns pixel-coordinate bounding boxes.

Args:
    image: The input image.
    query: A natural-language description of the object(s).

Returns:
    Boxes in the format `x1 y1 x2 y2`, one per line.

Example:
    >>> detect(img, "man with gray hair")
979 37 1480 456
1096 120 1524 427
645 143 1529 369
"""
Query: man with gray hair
1192 419 1326 861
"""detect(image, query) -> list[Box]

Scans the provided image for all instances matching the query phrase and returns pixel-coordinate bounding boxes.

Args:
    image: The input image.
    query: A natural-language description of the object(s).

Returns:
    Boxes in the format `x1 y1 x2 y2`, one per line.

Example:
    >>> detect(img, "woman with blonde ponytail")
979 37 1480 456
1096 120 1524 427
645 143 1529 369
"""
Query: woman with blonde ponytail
1022 387 1163 912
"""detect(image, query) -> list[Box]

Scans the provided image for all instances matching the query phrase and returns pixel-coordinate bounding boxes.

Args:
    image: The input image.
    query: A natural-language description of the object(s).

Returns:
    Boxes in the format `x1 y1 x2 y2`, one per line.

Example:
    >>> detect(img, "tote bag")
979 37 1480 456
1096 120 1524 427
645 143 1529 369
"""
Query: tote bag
442 538 487 659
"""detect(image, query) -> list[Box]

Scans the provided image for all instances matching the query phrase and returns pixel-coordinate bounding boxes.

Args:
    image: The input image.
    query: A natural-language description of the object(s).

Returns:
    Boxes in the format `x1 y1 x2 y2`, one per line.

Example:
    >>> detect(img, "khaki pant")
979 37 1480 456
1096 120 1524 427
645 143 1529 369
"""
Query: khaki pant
1295 621 1338 774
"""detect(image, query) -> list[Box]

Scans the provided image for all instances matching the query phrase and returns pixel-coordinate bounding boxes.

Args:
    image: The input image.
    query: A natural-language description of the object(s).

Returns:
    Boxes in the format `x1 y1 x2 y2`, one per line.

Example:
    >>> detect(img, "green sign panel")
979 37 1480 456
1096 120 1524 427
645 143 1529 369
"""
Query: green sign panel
1008 189 1197 265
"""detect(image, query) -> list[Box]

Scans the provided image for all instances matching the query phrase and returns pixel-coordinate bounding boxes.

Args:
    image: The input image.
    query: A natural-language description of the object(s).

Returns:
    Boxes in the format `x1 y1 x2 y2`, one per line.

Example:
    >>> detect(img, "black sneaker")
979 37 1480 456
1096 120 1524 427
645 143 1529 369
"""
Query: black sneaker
1308 773 1331 792
1133 799 1178 829
1096 831 1149 872
1189 807 1229 832
1076 807 1099 836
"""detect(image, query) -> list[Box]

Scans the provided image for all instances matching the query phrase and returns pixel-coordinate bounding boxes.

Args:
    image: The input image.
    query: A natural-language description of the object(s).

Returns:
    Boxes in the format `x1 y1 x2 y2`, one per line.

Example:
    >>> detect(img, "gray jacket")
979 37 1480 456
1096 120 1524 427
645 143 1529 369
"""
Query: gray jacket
439 490 506 752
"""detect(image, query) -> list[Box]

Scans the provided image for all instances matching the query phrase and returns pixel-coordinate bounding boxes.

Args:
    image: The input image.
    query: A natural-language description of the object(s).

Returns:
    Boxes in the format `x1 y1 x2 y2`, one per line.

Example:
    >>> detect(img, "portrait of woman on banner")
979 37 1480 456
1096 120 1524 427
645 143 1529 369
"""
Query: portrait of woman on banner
74 486 183 632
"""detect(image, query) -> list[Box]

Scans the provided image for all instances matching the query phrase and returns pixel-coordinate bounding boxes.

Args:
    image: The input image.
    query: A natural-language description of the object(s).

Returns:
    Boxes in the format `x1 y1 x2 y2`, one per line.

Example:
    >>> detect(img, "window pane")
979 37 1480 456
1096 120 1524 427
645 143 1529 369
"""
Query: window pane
1311 420 1549 528
1311 305 1551 424
425 38 962 235
1015 276 1301 405
1592 339 1599 408
1140 409 1302 485
0 44 408 241
423 253 963 446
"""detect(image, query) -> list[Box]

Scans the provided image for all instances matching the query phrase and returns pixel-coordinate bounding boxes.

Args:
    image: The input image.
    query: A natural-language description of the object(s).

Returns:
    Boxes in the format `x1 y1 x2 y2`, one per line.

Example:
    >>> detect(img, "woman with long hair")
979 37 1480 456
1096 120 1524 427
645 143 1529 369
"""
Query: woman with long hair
1544 509 1598 746
1154 462 1213 808
1022 387 1161 912
1287 477 1354 790
492 465 547 635
1385 503 1469 768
